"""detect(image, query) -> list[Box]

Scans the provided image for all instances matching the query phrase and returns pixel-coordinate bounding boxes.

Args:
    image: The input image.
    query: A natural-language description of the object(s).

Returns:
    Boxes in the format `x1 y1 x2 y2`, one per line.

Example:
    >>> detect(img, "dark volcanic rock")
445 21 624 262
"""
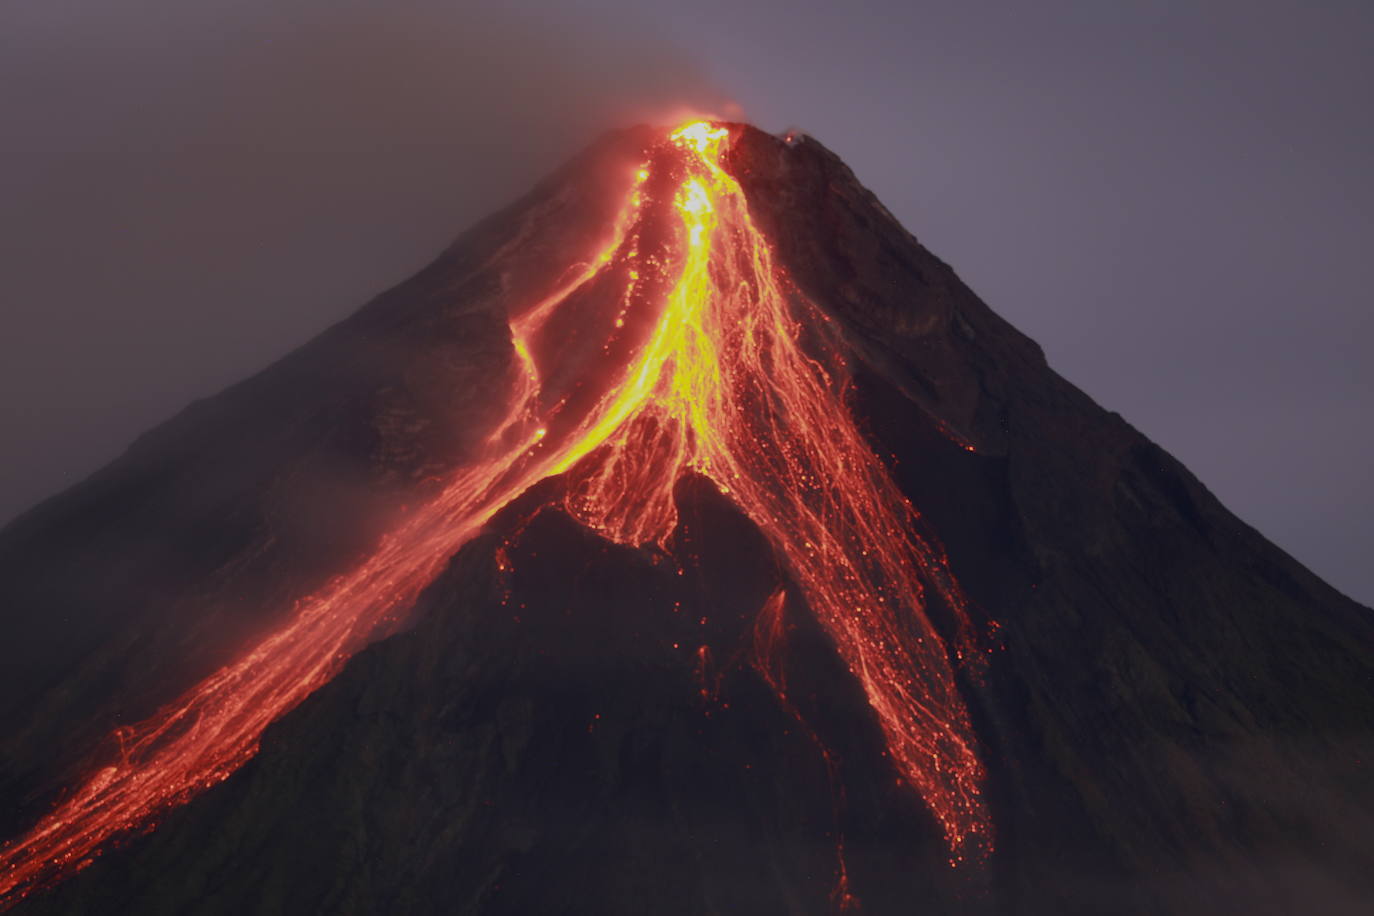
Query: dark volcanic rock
6 124 1374 914
22 479 977 915
731 126 1374 913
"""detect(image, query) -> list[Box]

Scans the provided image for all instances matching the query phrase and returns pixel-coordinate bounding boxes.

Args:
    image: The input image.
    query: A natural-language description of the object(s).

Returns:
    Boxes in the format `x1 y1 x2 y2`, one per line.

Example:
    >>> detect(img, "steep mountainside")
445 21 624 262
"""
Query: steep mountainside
3 123 1371 915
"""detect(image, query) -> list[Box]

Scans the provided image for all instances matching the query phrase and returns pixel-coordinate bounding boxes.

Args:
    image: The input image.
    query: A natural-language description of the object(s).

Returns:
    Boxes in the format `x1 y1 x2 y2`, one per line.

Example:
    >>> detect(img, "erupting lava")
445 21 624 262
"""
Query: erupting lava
0 121 990 907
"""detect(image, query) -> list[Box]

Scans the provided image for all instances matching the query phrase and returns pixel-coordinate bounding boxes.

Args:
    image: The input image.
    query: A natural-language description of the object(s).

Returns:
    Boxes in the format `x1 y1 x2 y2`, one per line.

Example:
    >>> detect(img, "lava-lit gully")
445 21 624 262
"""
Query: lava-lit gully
0 121 991 906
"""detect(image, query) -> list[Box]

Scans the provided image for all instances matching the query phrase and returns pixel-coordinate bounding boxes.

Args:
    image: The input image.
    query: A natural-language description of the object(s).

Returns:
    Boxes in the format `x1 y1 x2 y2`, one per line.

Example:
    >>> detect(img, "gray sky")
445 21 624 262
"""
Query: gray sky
2 0 1370 603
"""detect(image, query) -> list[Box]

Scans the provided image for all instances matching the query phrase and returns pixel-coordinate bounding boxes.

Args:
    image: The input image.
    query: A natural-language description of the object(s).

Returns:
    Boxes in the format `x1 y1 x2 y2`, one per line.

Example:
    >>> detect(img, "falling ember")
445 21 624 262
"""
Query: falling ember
0 121 990 906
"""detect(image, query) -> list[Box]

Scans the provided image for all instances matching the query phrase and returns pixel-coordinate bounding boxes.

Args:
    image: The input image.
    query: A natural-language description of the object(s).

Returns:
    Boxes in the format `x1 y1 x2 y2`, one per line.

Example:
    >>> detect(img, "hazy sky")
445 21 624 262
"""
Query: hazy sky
2 0 1370 603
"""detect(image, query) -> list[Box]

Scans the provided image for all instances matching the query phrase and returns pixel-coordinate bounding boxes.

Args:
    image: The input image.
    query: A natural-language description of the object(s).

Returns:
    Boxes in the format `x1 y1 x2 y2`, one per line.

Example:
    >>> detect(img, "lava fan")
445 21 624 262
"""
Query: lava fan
1 122 1371 916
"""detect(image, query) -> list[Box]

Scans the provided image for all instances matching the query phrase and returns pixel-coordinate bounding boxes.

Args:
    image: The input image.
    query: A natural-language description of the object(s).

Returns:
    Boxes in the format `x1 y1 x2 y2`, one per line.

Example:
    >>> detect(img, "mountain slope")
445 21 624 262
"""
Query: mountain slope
0 127 655 838
4 123 1372 915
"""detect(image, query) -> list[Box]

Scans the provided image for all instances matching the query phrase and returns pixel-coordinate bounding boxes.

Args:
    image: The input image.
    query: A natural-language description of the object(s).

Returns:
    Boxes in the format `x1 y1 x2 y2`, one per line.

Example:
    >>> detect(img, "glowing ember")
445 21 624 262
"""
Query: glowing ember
0 121 990 906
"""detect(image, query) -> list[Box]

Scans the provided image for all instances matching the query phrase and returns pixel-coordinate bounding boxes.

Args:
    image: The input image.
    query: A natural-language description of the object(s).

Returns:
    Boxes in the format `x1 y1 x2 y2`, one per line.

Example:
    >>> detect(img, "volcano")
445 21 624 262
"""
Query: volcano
1 121 1371 915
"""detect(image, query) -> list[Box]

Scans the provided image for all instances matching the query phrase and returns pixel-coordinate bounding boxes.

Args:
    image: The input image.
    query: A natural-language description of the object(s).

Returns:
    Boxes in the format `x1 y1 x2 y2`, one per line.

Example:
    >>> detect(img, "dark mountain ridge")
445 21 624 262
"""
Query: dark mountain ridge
2 123 1371 914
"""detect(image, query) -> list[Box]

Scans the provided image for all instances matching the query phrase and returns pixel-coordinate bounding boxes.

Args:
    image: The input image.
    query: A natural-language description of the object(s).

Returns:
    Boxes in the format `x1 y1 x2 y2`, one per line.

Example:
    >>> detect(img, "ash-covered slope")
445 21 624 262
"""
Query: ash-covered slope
4 124 1373 915
0 128 656 836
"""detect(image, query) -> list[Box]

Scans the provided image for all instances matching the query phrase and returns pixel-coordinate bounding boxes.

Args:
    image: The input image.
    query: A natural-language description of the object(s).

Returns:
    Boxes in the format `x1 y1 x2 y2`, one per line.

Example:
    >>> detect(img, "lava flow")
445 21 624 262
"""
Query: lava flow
0 121 990 907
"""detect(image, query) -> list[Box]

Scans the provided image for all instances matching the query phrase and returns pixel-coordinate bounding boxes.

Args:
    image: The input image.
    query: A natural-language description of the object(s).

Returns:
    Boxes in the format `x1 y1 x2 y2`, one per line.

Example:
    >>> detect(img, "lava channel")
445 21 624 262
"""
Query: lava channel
0 121 991 907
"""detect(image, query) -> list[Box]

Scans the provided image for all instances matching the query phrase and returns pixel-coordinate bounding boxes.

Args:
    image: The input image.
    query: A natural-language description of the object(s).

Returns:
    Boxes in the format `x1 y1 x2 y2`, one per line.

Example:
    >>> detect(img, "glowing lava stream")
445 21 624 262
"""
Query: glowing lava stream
0 122 989 906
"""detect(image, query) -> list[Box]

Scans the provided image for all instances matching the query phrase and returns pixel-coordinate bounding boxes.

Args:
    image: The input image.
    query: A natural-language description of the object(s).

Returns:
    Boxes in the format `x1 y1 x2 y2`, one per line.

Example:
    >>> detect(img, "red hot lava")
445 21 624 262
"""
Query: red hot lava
0 122 991 907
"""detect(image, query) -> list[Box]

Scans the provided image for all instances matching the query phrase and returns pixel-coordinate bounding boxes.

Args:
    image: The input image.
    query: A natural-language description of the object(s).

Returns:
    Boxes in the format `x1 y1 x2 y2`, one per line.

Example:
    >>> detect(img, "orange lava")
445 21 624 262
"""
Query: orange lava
0 121 989 907
563 122 989 858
